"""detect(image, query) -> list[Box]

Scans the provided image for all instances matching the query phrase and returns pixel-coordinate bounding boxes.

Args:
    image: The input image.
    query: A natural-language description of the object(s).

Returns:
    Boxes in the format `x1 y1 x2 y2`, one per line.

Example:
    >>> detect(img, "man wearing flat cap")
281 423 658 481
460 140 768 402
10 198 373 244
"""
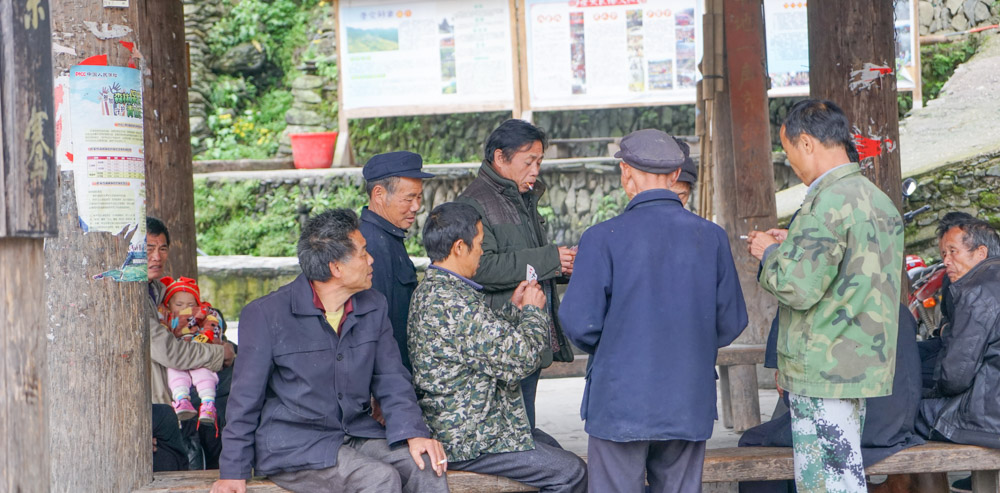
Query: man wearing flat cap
669 137 697 208
361 151 433 373
560 128 748 492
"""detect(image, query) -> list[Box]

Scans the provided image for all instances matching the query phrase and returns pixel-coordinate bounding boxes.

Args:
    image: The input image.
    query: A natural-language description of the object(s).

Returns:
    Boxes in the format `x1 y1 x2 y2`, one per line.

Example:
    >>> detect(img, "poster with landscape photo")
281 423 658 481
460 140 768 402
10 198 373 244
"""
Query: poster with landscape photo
524 0 702 109
339 0 516 116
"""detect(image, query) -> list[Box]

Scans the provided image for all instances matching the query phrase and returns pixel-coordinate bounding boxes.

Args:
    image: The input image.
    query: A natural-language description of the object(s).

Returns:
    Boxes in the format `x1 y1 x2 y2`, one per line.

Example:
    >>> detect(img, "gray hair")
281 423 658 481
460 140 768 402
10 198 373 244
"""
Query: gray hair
365 176 400 197
297 209 361 281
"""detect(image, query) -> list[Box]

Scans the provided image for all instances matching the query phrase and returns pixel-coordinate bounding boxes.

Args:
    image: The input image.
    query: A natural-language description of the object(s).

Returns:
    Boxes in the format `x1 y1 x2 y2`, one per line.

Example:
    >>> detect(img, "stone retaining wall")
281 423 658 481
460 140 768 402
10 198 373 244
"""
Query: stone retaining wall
919 0 1000 35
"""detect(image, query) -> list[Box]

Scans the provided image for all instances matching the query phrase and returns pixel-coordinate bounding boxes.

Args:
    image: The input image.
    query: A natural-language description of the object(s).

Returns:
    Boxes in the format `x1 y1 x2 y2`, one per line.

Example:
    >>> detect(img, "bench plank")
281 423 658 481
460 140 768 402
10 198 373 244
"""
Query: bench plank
539 344 767 380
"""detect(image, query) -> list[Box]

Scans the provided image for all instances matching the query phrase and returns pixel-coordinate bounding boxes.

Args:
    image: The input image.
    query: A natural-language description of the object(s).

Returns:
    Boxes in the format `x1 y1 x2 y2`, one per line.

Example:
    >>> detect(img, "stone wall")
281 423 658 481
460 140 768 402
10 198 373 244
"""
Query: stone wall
902 150 1000 260
183 0 224 152
918 0 1000 35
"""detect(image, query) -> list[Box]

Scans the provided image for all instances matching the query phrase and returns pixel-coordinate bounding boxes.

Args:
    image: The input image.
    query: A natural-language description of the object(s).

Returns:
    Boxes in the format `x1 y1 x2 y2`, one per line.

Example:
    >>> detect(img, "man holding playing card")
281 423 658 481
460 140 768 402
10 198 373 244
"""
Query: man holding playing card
560 129 748 492
458 119 576 439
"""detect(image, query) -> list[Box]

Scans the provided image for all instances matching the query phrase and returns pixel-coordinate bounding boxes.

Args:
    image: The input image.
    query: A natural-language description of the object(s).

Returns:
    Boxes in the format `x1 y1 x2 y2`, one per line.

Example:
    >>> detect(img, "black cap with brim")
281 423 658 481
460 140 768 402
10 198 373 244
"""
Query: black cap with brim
677 157 698 184
614 129 685 174
363 151 435 182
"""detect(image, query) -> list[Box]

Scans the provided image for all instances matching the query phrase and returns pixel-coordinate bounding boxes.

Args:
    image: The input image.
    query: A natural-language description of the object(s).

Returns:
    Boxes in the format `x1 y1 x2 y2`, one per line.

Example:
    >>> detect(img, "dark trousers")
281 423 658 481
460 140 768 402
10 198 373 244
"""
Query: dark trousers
918 338 942 391
450 430 587 493
588 435 706 493
521 367 542 429
152 404 187 472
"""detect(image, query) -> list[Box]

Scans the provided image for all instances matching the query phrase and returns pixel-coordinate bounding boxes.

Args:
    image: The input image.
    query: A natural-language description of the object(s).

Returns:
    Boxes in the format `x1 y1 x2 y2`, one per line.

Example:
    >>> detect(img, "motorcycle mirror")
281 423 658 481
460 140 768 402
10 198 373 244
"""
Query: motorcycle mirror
902 178 918 198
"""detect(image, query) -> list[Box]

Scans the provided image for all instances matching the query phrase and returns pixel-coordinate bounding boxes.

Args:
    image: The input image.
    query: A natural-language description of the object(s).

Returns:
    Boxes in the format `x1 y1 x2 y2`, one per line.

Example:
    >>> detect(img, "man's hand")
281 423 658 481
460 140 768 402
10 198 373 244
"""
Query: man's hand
522 281 547 310
210 479 246 493
746 230 782 261
764 228 789 243
370 396 385 426
408 437 448 476
152 437 157 453
558 246 577 276
511 280 530 309
223 342 236 367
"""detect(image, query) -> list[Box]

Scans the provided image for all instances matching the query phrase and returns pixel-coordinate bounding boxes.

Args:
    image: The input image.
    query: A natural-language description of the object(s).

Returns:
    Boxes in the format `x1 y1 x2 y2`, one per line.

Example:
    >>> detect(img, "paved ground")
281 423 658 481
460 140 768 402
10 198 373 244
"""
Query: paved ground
777 31 1000 217
535 377 781 456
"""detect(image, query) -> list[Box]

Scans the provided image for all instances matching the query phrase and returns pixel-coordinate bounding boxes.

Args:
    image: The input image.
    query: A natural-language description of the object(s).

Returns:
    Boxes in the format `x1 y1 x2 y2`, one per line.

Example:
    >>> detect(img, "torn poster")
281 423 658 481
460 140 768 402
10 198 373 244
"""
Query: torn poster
848 62 893 92
69 65 147 282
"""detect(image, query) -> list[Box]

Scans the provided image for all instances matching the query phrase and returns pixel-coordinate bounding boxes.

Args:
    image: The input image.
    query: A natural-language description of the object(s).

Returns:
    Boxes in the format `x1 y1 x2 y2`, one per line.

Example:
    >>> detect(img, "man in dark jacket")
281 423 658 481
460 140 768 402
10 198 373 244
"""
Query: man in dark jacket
212 209 447 493
559 129 748 493
917 219 1000 449
360 151 434 372
457 119 575 431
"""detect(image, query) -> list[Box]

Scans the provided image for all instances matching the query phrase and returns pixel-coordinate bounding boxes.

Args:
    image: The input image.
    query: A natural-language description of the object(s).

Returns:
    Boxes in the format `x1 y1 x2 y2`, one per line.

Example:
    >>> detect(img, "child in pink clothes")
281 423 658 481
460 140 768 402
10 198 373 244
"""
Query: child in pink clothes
158 276 223 426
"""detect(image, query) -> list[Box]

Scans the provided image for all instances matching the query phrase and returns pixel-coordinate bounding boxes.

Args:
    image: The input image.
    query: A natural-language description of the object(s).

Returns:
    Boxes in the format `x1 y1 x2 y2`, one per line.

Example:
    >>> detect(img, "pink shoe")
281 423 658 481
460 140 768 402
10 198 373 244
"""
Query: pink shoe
173 398 197 421
199 400 217 425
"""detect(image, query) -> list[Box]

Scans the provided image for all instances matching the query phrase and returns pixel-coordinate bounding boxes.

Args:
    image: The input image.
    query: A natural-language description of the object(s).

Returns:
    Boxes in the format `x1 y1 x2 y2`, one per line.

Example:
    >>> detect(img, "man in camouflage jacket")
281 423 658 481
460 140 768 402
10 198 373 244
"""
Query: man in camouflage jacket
748 100 904 493
408 202 586 492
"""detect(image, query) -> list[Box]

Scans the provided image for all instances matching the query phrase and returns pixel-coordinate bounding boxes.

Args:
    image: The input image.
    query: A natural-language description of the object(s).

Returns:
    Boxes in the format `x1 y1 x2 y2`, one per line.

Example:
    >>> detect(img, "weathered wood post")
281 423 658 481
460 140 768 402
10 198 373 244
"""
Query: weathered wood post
0 0 58 490
139 0 198 279
46 1 151 490
807 2 903 209
711 0 778 431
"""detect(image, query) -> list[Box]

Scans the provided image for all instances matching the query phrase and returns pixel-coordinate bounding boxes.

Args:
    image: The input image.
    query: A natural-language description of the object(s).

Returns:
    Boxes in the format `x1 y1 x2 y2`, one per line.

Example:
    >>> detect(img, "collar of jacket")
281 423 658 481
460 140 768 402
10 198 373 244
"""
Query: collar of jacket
288 274 378 318
624 188 683 212
952 256 1000 289
149 279 166 305
800 163 861 213
361 206 407 239
424 266 482 294
478 162 547 201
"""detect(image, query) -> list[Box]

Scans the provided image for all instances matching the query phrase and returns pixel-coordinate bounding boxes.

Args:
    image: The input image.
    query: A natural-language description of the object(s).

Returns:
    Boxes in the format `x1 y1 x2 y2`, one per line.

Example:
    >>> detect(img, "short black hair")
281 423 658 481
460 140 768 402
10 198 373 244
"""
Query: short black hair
147 216 170 245
365 176 399 197
941 219 1000 258
423 202 481 263
936 211 977 239
782 99 858 158
483 119 547 167
297 209 361 282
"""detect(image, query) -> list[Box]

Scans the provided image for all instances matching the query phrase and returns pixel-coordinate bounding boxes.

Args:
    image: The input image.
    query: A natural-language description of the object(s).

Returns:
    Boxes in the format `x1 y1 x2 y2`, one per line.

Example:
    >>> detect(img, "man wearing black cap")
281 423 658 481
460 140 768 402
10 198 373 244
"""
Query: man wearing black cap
361 151 434 373
559 128 748 492
669 138 697 207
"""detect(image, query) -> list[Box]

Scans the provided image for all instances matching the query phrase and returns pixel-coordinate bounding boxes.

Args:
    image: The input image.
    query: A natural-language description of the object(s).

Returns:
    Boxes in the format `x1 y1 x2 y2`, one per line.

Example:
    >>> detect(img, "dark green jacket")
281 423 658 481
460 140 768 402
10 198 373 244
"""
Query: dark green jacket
458 163 574 366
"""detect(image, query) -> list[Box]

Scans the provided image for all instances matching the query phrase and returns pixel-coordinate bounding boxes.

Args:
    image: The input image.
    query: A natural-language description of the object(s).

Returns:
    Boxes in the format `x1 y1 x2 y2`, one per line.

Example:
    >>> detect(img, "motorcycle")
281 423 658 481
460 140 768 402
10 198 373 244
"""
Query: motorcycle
900 178 945 339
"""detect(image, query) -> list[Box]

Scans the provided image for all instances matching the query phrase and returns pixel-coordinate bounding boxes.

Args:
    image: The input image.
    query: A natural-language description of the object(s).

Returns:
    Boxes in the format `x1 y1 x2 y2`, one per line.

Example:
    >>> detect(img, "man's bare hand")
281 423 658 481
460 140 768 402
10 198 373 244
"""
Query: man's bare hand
746 230 781 261
522 281 547 310
223 342 236 367
210 479 246 493
764 228 789 243
511 280 530 309
558 246 577 276
408 437 448 476
370 396 385 426
152 437 158 453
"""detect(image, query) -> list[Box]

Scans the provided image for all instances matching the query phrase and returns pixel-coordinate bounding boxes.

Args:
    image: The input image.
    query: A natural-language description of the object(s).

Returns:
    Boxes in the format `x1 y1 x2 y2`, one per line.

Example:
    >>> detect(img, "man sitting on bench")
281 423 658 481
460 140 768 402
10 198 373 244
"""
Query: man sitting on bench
917 219 1000 448
407 202 587 493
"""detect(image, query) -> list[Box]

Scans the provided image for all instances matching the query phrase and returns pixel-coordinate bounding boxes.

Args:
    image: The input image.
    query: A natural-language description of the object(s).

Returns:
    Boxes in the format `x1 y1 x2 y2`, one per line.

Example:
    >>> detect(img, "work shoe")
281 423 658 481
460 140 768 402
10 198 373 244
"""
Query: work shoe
173 397 197 421
951 476 972 493
199 400 217 425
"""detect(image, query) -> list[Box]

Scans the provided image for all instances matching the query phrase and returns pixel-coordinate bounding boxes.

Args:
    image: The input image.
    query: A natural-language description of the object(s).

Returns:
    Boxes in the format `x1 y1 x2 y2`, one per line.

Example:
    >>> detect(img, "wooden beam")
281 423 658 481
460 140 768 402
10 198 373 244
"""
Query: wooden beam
0 0 58 237
46 0 150 490
807 1 903 210
138 0 197 280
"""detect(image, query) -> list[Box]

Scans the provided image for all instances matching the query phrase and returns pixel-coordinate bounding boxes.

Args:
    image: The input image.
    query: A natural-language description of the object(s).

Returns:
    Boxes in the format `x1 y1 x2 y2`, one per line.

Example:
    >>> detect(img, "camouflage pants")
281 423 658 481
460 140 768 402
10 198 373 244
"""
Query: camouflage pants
788 393 867 493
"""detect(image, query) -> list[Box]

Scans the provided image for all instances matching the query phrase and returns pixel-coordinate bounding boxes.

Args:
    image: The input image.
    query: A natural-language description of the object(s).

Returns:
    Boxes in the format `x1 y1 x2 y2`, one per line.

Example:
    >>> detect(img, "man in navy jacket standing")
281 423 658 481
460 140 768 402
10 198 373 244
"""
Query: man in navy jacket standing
559 129 748 493
212 209 447 493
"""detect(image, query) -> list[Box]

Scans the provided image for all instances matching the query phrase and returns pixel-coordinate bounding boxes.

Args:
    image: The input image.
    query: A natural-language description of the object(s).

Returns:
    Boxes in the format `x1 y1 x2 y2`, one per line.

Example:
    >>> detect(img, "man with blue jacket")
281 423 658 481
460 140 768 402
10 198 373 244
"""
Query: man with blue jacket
559 129 748 493
212 209 447 493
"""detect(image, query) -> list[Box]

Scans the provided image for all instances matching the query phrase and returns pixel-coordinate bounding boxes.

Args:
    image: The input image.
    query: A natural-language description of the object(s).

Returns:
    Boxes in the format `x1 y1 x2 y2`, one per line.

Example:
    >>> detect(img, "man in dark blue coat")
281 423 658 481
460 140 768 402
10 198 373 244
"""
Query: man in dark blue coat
360 151 434 372
213 209 447 493
559 129 748 493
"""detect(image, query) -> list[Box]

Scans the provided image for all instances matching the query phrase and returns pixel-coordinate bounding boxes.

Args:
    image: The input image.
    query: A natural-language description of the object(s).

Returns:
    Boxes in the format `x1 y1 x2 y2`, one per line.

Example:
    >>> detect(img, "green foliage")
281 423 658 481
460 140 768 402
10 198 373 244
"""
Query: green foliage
194 178 370 256
589 189 628 225
207 0 318 78
198 87 293 161
921 37 981 104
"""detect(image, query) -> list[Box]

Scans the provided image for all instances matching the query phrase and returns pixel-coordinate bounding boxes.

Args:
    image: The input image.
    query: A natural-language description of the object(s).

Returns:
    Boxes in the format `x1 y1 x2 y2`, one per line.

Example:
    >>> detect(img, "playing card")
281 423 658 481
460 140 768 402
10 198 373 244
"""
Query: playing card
526 264 538 282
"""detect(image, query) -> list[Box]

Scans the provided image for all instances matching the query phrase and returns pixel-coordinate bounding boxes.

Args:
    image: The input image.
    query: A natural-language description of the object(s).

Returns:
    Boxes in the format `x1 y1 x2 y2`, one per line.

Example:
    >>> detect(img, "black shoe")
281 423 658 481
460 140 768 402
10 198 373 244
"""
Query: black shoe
951 475 972 493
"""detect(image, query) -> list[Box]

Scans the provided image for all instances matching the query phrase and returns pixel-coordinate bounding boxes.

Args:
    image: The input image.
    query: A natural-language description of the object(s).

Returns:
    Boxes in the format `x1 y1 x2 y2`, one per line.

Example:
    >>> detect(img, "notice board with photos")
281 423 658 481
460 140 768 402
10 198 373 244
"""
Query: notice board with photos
336 0 520 118
521 0 704 110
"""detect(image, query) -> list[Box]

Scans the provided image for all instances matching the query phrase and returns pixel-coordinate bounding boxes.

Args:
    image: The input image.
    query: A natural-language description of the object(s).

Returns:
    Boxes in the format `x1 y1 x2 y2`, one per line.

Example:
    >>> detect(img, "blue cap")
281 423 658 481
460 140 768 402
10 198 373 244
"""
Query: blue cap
363 151 434 182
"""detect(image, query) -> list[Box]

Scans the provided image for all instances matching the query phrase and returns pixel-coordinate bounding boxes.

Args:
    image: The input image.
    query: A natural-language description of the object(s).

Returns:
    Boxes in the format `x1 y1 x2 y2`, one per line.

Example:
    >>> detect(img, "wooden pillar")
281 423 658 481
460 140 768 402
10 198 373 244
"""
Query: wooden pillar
138 0 198 279
46 1 151 490
1 2 58 490
714 0 778 347
807 1 903 209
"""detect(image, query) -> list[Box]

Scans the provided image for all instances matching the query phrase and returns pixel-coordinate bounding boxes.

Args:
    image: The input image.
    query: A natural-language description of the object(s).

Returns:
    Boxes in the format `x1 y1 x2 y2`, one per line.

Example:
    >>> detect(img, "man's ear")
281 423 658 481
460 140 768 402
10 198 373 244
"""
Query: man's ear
451 238 467 258
974 245 989 263
800 133 817 155
493 148 507 167
328 261 342 279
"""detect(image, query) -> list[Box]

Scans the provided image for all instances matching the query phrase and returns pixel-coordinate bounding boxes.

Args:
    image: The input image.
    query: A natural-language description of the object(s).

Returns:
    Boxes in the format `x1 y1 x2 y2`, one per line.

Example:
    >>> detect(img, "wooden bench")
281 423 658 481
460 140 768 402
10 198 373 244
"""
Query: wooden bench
540 344 767 432
134 442 1000 493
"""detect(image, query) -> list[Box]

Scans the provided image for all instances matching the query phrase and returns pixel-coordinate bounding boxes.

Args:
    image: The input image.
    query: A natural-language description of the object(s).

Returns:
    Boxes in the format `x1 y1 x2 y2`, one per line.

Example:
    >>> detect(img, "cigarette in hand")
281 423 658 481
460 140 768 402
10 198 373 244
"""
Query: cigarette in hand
437 459 448 465
739 234 749 240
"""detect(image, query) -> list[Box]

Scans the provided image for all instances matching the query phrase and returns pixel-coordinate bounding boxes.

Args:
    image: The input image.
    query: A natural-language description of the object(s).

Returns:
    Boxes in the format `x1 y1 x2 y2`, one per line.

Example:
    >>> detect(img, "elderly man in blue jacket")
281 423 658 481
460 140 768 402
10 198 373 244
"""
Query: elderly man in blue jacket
212 209 448 493
560 129 748 493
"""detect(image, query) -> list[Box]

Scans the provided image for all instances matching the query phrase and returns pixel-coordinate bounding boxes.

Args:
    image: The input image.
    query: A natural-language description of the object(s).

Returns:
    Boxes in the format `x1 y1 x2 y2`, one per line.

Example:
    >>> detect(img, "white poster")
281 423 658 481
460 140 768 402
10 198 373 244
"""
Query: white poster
525 0 702 109
764 0 918 96
69 65 147 282
339 0 516 114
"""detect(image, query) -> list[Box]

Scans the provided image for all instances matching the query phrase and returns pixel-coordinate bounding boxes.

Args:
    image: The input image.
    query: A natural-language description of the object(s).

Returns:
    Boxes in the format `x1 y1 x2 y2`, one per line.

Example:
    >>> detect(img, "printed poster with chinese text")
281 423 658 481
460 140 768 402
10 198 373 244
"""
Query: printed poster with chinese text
69 65 147 282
